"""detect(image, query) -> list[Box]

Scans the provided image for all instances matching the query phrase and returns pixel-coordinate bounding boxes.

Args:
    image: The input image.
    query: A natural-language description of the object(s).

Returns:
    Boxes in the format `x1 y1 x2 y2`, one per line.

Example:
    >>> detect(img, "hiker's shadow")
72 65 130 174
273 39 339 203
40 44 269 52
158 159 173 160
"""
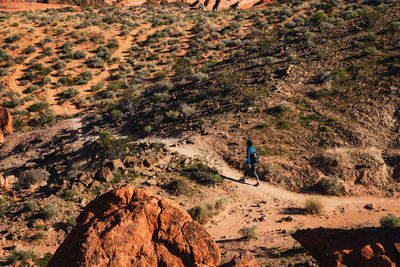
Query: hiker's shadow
221 175 253 186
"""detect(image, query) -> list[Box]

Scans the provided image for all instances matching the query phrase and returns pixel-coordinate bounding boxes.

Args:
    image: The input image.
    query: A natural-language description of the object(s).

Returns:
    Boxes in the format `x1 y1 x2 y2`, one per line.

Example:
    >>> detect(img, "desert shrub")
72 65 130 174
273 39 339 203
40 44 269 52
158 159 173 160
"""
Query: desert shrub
266 56 278 65
41 203 58 220
190 72 208 82
180 104 196 117
183 163 223 185
91 82 104 91
96 89 115 99
25 200 39 211
39 76 51 86
76 37 88 44
61 42 74 54
23 45 36 54
54 60 67 70
305 197 324 214
97 130 135 159
71 50 87 59
312 11 328 25
388 21 400 34
61 88 80 99
62 190 77 202
164 110 179 120
66 216 77 228
90 34 105 44
315 177 344 196
96 45 112 60
3 95 21 108
5 34 20 43
239 225 257 240
32 252 53 267
27 101 49 112
0 68 9 77
188 205 212 224
18 168 50 189
170 178 193 195
8 248 36 265
37 110 56 126
364 46 378 55
74 71 92 85
380 214 400 229
86 56 104 68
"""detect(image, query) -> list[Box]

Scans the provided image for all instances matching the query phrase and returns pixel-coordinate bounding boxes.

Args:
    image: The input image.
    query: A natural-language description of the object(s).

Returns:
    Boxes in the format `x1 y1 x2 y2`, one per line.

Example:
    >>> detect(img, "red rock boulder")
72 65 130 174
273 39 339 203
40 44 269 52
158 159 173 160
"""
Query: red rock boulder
292 227 400 267
48 185 221 267
0 105 12 144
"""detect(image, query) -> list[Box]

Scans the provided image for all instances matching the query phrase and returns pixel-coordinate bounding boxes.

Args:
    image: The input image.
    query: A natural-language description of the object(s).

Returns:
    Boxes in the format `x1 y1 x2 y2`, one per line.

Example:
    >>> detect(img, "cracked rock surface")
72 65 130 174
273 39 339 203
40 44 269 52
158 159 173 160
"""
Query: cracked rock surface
48 185 221 267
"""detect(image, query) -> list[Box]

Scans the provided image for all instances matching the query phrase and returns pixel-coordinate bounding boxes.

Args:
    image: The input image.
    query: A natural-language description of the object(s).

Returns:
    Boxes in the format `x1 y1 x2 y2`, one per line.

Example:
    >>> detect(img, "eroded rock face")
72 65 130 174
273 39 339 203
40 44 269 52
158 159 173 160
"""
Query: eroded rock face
292 227 400 267
48 185 221 267
0 106 12 144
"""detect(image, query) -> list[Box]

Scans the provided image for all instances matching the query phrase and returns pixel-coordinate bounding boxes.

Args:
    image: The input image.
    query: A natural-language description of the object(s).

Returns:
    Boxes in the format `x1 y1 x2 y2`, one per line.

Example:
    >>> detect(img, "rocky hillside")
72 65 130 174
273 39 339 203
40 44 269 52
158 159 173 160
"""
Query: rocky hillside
1 0 400 266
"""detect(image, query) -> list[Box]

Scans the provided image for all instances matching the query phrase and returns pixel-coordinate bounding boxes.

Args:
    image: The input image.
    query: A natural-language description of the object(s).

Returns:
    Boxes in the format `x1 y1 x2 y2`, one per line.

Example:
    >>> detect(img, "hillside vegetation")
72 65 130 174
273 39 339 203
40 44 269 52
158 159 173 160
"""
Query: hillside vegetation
1 0 400 265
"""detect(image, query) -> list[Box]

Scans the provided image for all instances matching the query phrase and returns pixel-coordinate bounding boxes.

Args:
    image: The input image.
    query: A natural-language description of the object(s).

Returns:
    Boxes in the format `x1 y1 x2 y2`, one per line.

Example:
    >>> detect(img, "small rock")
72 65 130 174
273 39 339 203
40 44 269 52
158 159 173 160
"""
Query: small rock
105 159 125 171
95 167 114 183
89 181 101 190
146 179 157 186
364 204 375 210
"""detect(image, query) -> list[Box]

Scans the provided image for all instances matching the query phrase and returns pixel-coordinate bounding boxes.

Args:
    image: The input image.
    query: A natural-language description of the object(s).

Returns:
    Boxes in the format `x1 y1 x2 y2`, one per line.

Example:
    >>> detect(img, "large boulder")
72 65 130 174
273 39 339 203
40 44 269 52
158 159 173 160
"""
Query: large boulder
292 227 400 267
48 185 221 267
0 105 12 144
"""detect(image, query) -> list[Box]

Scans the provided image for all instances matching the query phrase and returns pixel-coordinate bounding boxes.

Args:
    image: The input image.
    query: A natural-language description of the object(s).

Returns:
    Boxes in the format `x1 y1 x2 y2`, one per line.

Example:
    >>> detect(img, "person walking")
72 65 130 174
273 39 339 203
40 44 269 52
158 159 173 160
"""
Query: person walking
241 140 260 186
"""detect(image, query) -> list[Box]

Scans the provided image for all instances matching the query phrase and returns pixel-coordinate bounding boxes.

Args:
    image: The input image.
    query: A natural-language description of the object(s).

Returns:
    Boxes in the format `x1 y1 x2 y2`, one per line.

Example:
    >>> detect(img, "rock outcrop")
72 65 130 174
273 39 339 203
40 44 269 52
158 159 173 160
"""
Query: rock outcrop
48 185 221 267
292 227 400 267
220 251 259 267
0 105 12 144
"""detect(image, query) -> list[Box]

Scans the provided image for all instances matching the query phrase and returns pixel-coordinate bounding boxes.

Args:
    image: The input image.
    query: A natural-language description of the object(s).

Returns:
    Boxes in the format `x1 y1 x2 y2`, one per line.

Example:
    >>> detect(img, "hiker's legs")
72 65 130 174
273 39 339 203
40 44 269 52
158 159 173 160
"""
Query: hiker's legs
252 164 260 183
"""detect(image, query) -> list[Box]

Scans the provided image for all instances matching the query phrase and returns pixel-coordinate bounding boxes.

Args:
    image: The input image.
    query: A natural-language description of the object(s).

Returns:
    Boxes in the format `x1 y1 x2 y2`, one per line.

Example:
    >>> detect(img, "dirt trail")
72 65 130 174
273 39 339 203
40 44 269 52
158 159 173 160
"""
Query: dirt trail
146 134 400 264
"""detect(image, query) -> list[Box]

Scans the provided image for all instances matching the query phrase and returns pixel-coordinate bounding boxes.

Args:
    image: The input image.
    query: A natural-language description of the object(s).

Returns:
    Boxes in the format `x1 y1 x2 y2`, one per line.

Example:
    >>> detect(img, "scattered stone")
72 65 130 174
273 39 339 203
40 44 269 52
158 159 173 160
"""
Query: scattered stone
95 166 114 182
146 179 157 186
364 204 375 210
105 159 125 171
78 173 92 186
220 251 259 267
89 180 101 190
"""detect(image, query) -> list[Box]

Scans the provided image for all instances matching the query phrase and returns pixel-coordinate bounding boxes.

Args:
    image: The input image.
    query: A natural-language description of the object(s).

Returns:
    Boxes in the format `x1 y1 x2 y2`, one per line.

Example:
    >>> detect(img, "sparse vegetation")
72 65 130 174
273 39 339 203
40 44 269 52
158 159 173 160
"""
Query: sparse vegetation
305 198 324 215
380 214 400 229
239 225 257 240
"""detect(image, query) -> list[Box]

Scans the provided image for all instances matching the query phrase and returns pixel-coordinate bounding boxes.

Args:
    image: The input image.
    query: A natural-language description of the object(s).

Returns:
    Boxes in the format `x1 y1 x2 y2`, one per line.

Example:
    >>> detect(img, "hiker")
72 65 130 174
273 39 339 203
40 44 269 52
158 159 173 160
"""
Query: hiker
241 139 260 186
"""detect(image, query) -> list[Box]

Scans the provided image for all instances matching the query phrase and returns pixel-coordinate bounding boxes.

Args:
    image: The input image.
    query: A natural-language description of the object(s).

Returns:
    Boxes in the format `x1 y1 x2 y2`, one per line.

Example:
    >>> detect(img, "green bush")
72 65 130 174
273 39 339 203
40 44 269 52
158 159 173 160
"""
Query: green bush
305 197 324 214
184 163 223 185
61 88 80 99
27 101 49 112
315 177 344 196
380 214 400 229
188 205 212 224
86 56 105 68
37 110 56 126
239 225 257 240
18 168 50 188
41 203 58 220
8 248 36 265
170 178 193 195
25 200 39 211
